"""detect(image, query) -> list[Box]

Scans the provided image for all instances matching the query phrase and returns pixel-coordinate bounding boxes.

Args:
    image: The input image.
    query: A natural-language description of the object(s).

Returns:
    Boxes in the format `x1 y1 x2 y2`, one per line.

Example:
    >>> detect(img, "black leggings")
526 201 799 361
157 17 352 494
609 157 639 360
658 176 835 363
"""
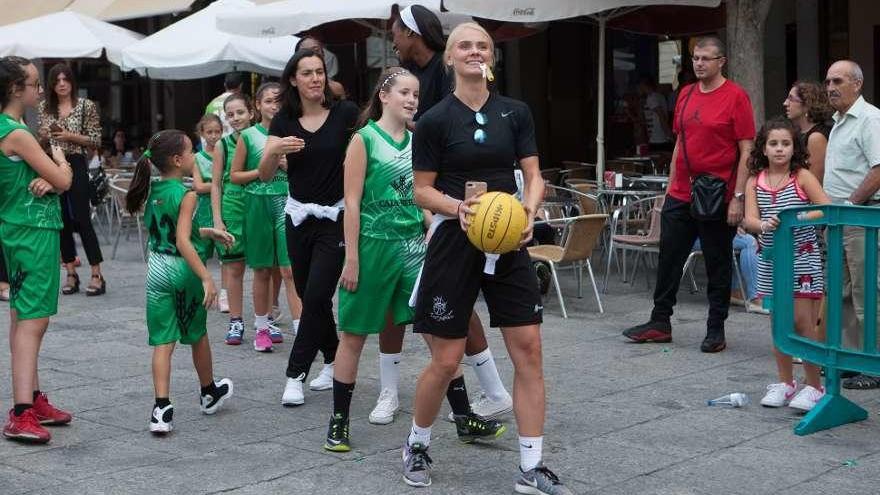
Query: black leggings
285 215 343 379
60 154 103 266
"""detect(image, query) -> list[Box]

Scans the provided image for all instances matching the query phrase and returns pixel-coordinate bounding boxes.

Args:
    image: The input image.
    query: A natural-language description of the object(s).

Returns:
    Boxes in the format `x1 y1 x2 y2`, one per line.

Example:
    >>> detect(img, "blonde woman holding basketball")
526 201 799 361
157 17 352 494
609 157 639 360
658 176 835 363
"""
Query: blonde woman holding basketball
403 23 571 494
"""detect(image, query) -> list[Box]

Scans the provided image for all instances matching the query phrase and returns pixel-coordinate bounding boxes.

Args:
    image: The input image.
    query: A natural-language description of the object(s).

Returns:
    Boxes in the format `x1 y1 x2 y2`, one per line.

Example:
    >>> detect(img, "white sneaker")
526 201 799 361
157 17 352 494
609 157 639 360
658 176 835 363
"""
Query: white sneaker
218 289 229 313
200 378 233 415
760 381 797 408
789 385 825 412
149 404 173 434
369 388 399 425
471 393 513 419
309 363 334 391
445 393 514 422
282 376 305 406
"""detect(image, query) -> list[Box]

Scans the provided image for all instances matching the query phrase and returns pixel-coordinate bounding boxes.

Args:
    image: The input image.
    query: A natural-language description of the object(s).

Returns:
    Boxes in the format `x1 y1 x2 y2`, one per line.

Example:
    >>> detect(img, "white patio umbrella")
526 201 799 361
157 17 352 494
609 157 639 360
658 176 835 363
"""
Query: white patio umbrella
444 0 721 181
215 0 442 38
122 0 298 79
0 11 143 66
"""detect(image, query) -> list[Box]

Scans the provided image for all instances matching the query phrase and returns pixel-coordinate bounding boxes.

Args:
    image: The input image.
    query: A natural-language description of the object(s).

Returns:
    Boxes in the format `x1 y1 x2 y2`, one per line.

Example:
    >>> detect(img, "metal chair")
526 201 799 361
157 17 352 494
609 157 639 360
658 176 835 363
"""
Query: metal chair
528 214 609 317
109 177 146 261
603 195 665 292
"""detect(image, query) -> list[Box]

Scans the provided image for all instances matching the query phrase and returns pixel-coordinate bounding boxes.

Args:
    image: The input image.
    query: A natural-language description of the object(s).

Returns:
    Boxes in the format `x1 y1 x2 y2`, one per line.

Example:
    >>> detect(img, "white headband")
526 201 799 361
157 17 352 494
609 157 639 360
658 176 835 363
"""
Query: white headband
399 6 421 36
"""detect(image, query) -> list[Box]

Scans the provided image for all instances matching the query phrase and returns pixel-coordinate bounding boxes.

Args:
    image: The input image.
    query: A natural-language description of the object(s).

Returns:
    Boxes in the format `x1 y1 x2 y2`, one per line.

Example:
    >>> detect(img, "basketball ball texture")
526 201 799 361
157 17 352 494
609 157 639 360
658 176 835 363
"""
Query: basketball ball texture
466 192 527 254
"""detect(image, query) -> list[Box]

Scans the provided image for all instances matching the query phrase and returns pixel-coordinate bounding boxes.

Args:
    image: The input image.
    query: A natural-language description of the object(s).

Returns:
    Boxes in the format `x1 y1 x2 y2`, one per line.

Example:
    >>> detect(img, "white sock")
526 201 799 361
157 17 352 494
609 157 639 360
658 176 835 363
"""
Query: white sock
379 352 401 395
254 314 269 330
408 421 432 447
464 348 510 402
519 436 543 471
292 319 300 332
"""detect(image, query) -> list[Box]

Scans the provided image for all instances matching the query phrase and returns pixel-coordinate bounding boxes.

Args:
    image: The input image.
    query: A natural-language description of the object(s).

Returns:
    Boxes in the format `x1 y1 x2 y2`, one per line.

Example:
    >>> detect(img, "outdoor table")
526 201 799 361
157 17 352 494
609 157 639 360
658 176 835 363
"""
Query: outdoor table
627 175 669 190
595 187 659 213
613 156 656 174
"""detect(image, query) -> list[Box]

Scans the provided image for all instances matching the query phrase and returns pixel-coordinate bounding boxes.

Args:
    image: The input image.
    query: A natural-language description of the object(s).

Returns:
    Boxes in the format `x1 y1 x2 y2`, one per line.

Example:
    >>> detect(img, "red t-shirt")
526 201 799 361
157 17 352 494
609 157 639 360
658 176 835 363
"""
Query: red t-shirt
669 80 755 203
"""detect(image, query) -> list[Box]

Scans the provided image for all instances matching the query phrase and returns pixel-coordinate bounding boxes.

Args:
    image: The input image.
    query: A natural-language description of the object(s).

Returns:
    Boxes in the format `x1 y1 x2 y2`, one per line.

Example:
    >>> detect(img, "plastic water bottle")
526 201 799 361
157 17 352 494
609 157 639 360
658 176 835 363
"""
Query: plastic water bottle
707 393 750 407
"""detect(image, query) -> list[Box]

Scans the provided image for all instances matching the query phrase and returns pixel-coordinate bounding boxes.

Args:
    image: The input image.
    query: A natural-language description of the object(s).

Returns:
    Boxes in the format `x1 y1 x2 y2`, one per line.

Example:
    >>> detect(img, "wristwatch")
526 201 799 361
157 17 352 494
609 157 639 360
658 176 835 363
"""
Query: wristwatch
734 192 745 201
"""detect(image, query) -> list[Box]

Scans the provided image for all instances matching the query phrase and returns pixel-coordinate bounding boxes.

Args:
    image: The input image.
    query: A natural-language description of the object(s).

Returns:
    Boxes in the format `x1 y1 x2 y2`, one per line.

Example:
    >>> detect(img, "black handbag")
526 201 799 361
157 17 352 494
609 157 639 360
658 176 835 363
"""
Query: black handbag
678 84 732 221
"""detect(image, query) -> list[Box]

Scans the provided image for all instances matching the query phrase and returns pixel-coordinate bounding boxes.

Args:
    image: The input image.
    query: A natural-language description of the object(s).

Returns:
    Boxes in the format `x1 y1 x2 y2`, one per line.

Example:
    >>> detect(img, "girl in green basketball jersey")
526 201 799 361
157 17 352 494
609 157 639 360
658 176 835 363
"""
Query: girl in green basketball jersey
126 129 234 435
0 56 73 444
210 94 253 345
231 83 303 351
325 67 503 452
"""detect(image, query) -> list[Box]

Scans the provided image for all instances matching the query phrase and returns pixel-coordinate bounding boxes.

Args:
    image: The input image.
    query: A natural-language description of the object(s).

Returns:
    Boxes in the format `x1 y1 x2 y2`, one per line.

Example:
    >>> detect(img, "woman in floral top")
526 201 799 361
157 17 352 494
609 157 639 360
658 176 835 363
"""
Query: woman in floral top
38 63 106 296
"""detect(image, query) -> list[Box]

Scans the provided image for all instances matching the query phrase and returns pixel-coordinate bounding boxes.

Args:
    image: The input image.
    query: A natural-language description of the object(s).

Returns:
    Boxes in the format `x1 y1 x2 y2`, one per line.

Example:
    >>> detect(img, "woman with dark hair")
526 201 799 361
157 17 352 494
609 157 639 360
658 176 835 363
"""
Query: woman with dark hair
295 35 346 98
259 49 358 406
392 5 450 118
38 63 105 296
783 80 833 183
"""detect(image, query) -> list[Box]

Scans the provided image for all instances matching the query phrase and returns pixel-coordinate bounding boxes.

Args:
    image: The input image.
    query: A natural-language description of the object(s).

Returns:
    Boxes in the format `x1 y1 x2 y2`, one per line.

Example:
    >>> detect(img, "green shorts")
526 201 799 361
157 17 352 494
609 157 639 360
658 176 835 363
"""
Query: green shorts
218 189 245 262
338 235 426 335
146 252 207 346
244 194 290 269
0 224 60 320
193 194 215 261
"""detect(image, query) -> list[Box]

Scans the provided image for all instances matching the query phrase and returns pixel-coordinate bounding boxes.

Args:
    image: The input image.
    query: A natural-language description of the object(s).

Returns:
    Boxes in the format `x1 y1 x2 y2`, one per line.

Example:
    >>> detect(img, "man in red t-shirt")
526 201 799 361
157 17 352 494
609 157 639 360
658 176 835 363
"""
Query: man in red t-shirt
623 36 755 353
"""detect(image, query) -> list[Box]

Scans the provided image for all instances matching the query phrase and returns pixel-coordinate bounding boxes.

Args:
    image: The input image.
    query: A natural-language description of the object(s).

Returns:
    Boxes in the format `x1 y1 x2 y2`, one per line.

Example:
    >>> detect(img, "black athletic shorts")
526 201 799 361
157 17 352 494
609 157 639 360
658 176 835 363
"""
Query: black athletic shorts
413 220 543 338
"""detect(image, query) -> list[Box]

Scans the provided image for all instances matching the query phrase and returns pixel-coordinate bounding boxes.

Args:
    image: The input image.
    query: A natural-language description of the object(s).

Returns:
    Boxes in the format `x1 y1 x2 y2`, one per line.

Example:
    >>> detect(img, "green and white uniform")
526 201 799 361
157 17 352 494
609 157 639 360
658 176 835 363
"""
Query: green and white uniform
242 124 290 269
0 114 62 320
218 133 246 261
338 120 425 335
144 179 207 346
193 149 215 261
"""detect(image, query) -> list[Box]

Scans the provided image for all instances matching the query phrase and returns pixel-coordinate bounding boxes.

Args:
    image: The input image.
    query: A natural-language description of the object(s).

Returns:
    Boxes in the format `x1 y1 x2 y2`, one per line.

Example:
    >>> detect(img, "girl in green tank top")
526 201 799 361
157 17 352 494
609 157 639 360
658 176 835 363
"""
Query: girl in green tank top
209 93 253 344
0 56 74 443
229 83 301 350
192 114 222 261
125 129 235 435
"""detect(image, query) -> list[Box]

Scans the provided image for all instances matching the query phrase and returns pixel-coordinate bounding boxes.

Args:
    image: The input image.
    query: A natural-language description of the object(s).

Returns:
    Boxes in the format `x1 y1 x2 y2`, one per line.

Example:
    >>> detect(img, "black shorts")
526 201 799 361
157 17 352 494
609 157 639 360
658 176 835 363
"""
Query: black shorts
413 221 543 338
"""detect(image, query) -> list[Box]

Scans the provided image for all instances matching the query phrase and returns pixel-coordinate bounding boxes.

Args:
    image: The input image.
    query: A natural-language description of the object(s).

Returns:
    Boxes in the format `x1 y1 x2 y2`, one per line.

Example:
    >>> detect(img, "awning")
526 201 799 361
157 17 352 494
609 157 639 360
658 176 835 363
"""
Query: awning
0 0 73 27
67 0 197 22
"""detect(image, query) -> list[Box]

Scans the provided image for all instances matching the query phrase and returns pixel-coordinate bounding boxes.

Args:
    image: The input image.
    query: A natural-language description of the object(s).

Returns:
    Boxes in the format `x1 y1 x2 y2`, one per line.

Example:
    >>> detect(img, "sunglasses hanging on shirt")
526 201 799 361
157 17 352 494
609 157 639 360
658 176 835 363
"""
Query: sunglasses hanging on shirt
474 111 488 144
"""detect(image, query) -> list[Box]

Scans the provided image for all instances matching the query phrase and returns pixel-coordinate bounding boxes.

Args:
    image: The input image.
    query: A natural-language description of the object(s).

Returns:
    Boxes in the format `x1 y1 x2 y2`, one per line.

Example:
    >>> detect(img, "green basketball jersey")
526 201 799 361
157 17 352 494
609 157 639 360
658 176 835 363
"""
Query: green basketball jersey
220 133 243 194
195 149 213 184
242 124 287 196
0 113 62 230
357 120 422 240
145 178 198 256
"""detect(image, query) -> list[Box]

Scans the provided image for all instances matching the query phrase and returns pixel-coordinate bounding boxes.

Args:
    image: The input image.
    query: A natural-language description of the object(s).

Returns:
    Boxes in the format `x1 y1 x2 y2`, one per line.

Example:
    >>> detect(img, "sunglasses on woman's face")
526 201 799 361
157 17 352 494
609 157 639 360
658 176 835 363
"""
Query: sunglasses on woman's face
473 112 487 144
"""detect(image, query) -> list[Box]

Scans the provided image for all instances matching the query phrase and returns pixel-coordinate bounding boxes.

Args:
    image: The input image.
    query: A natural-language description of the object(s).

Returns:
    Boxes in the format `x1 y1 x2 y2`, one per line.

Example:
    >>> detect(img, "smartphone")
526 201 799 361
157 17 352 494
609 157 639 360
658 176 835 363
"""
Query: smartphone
465 181 487 200
49 123 63 133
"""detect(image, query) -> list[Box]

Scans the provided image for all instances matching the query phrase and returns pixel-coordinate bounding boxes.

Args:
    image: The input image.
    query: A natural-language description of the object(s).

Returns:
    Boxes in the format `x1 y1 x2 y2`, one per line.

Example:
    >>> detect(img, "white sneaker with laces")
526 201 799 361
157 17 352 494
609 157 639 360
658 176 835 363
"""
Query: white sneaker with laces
218 289 229 313
760 381 797 408
789 385 825 412
369 388 399 425
149 404 173 434
309 363 334 391
282 376 305 406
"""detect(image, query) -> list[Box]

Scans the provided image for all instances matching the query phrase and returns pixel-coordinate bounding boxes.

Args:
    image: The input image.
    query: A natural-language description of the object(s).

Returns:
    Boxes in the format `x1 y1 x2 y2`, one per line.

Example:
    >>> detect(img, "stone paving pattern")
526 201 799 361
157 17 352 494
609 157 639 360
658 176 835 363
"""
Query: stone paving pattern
2 239 880 494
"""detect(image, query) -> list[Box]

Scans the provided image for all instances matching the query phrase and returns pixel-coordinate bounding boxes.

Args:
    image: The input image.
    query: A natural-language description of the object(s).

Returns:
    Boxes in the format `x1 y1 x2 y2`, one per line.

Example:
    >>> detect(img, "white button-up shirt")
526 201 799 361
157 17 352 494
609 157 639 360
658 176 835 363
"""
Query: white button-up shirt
825 95 880 201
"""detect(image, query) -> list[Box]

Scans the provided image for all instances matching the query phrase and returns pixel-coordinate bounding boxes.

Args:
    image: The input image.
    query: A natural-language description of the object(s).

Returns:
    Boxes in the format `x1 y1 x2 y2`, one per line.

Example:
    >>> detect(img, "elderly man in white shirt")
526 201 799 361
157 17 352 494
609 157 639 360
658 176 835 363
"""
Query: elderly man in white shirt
824 59 880 389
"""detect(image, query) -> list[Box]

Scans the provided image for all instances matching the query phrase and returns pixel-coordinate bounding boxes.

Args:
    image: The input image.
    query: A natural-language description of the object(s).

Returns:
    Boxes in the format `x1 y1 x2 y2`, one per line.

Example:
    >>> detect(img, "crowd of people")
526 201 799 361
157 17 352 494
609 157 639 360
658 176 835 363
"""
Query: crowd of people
1 5 879 495
623 37 880 409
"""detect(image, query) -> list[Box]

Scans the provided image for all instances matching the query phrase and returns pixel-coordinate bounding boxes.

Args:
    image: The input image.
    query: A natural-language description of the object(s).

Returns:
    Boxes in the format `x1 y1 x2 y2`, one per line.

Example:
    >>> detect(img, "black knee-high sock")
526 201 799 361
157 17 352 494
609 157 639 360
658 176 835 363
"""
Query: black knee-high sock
333 379 355 419
446 376 471 416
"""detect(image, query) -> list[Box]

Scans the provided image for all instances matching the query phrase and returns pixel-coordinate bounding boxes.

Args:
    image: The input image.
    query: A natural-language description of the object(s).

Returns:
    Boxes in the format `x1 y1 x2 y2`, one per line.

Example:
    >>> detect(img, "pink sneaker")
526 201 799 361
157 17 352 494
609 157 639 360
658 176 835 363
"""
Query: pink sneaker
253 328 273 352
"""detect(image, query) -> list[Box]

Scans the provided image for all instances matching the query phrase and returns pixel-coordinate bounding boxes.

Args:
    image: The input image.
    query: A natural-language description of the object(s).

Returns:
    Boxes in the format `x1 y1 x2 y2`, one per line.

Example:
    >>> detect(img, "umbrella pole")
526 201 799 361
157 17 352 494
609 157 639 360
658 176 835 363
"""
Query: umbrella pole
596 16 606 184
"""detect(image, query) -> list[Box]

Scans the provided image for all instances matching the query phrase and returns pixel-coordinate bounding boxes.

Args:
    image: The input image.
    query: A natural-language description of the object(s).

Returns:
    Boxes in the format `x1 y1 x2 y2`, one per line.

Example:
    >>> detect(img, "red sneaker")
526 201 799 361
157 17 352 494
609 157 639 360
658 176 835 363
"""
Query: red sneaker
32 392 72 425
3 409 51 443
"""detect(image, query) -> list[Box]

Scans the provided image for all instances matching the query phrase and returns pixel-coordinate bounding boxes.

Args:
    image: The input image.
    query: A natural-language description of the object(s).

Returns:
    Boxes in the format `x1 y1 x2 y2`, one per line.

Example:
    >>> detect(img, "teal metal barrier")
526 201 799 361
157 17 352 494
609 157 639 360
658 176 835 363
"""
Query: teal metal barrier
771 204 880 435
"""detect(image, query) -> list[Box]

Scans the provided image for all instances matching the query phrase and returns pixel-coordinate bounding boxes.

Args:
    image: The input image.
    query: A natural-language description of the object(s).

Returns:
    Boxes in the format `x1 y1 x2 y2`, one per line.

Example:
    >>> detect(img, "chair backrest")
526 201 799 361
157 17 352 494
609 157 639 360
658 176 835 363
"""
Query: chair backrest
570 185 600 215
109 178 135 216
560 214 609 262
643 195 666 241
540 167 562 185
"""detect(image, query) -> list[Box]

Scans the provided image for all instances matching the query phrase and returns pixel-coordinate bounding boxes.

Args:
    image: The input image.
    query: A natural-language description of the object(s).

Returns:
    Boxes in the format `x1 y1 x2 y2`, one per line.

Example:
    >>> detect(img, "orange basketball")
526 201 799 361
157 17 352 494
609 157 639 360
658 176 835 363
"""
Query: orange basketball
466 192 527 254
